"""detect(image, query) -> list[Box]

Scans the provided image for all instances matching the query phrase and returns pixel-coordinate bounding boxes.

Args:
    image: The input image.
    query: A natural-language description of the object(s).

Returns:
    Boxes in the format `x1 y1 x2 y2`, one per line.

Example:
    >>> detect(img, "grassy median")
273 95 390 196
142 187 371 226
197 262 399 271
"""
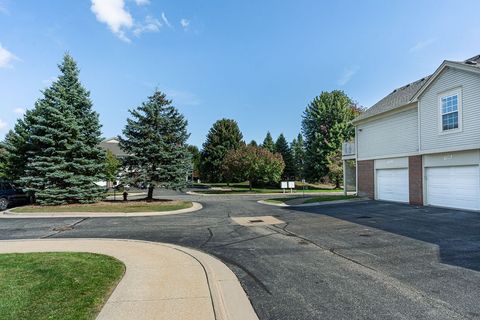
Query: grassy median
0 252 125 320
264 195 355 205
10 200 193 213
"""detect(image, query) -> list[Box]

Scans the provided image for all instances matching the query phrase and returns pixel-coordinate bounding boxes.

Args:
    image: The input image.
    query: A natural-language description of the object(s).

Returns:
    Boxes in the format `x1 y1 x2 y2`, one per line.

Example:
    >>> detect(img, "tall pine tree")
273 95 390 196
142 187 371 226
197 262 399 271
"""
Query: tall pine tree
262 132 275 153
301 91 357 182
11 54 105 204
291 133 305 180
274 134 295 180
119 90 191 199
200 119 243 182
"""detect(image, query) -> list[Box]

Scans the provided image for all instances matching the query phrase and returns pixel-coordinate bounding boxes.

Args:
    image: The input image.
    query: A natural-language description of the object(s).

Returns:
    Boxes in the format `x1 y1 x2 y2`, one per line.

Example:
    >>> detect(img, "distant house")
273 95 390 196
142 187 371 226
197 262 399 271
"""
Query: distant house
99 137 127 159
343 54 480 211
97 137 127 188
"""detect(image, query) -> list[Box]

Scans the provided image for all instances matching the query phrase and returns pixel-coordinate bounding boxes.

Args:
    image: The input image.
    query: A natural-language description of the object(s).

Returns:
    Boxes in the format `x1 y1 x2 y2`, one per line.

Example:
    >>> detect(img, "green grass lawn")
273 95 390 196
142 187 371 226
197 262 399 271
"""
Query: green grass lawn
303 195 356 204
0 252 125 320
263 197 301 204
10 200 193 213
264 195 355 205
193 181 342 194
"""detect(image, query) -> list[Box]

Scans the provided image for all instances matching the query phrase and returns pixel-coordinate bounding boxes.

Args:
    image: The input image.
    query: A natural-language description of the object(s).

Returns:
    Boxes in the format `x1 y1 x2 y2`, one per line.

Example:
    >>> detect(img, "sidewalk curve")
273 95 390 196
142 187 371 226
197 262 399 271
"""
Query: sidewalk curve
1 202 203 219
0 239 258 320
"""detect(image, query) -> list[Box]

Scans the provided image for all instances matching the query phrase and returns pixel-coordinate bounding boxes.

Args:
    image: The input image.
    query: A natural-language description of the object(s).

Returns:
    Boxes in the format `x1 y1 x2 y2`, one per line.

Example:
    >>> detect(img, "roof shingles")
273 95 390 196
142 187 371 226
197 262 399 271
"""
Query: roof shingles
354 54 480 123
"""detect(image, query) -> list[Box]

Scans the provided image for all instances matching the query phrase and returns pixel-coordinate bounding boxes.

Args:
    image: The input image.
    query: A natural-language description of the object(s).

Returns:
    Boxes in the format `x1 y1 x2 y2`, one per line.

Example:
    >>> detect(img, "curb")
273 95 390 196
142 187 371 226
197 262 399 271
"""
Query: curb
1 202 203 219
0 238 258 320
163 243 259 320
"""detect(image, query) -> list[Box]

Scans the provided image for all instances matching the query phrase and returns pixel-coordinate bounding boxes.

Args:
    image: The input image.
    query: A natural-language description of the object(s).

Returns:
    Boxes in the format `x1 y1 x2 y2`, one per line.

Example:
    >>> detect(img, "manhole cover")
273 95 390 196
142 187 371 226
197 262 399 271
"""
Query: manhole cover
231 216 285 226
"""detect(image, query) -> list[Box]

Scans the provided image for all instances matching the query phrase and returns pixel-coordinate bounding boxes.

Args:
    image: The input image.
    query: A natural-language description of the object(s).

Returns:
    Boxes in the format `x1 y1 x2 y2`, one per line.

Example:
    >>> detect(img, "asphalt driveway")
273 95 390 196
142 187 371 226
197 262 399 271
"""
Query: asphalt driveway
1 196 480 320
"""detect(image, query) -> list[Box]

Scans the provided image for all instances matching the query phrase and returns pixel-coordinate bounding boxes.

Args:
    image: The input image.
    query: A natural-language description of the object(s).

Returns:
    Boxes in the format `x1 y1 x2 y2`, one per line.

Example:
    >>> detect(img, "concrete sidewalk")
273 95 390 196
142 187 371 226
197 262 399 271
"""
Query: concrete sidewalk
0 239 258 320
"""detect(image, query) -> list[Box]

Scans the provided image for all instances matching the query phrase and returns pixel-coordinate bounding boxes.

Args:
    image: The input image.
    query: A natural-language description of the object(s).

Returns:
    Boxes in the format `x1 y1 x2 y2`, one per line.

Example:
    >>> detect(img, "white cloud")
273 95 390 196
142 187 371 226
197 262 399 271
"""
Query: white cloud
133 15 162 36
338 66 359 86
0 118 7 131
91 0 134 42
0 44 18 68
409 38 437 53
134 0 150 5
161 12 172 28
180 18 190 30
13 108 25 115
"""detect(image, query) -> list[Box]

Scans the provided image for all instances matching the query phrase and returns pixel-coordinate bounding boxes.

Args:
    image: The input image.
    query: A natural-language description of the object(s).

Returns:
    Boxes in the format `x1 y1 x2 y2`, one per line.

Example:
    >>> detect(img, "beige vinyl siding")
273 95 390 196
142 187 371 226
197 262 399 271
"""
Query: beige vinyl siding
357 105 418 160
419 67 480 151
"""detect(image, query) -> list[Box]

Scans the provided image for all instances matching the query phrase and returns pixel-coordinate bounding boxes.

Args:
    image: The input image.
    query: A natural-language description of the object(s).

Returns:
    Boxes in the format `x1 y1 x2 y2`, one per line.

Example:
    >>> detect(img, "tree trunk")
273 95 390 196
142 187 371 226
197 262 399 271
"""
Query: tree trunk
249 180 252 191
147 186 154 200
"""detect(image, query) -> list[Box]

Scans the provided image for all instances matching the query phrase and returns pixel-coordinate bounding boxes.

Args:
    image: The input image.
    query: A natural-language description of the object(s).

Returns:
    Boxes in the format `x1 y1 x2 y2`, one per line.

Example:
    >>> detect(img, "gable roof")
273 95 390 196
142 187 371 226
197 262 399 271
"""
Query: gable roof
353 75 431 123
99 137 127 157
354 54 480 124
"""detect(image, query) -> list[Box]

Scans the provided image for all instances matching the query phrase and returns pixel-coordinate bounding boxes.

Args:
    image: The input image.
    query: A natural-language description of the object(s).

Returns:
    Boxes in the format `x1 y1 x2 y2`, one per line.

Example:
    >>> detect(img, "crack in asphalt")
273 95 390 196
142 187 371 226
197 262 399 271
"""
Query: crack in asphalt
212 233 276 249
200 227 214 248
41 217 89 239
267 223 377 272
208 252 273 296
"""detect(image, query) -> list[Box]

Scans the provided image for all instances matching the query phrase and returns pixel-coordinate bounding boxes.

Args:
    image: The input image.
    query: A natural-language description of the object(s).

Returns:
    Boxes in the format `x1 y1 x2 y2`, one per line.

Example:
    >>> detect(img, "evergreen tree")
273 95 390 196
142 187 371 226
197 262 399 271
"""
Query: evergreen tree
16 54 105 204
1 109 38 182
291 134 305 180
248 140 258 147
119 90 191 199
262 132 275 153
275 134 295 180
200 119 243 182
187 145 201 179
301 90 358 182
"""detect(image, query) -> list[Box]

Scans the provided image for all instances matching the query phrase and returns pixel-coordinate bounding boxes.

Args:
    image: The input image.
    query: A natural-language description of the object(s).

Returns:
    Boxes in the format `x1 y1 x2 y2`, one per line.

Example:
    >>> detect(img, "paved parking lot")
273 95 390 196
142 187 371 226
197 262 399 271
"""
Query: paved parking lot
1 196 480 320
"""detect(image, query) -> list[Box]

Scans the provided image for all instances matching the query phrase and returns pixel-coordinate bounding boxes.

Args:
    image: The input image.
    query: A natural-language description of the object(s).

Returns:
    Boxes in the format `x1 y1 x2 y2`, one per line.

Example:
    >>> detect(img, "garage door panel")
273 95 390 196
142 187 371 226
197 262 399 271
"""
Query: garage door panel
376 168 409 203
426 166 480 211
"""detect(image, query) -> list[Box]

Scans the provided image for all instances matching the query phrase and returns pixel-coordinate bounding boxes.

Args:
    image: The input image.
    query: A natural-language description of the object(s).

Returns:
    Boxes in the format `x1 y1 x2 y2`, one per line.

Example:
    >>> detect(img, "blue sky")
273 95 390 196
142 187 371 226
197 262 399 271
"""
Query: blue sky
1 0 479 147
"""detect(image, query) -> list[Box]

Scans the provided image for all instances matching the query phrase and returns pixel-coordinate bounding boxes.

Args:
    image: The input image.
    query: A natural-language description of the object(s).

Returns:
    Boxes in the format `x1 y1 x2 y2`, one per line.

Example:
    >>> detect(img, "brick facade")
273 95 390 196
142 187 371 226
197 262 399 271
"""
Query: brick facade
357 160 374 199
408 155 423 206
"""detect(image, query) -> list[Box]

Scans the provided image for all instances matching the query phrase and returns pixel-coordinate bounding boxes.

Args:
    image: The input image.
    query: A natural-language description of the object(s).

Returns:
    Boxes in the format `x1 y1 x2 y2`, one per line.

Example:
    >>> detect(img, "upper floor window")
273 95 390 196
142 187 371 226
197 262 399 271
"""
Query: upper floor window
439 88 462 133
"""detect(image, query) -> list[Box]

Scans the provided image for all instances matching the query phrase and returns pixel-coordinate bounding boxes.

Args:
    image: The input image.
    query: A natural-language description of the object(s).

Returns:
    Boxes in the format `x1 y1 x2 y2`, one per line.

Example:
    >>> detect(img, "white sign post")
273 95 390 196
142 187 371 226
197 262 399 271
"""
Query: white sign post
281 181 288 193
287 181 295 193
281 181 295 193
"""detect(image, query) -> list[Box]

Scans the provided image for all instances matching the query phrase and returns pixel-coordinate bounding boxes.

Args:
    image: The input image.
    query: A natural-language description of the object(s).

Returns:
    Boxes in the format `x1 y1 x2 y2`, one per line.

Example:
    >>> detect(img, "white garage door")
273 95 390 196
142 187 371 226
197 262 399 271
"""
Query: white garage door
426 166 480 211
376 168 409 203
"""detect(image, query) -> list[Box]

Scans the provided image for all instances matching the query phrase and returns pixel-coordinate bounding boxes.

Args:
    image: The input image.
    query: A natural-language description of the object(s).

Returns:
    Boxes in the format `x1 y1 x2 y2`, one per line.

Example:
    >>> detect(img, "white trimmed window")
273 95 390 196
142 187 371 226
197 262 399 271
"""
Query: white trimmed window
439 88 462 132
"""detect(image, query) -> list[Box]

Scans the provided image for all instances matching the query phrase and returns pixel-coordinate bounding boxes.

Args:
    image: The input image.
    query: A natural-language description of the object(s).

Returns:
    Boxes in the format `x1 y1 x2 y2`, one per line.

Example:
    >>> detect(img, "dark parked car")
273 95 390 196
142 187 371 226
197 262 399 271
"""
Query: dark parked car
0 181 32 211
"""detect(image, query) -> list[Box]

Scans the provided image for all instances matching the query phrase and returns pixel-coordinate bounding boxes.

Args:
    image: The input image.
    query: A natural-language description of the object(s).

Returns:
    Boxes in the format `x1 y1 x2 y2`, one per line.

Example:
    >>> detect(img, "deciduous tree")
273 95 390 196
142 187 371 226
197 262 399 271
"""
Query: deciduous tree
222 145 284 190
